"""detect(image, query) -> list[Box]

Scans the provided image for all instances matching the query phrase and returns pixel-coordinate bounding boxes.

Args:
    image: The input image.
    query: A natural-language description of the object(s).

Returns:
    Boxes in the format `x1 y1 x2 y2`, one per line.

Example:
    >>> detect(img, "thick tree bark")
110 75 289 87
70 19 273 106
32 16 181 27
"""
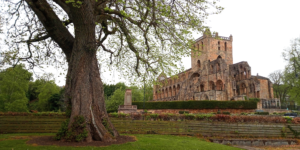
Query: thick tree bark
63 1 119 142
26 0 119 142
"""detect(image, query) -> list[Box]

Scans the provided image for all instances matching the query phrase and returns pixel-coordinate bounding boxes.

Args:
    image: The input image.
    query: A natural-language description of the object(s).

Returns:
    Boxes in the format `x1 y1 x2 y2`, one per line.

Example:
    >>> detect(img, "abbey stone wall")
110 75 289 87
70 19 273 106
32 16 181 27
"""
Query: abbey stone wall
152 30 277 104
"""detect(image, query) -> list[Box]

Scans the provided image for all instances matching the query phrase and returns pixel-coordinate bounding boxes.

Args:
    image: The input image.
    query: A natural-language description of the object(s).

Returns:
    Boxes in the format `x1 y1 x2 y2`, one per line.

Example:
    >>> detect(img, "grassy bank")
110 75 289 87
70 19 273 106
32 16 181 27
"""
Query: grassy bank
0 133 241 150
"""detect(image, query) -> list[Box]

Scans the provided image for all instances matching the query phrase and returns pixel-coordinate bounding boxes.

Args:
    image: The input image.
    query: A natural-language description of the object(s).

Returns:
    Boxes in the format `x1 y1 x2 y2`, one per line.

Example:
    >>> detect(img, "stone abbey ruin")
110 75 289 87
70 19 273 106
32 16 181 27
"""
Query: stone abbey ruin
152 30 280 108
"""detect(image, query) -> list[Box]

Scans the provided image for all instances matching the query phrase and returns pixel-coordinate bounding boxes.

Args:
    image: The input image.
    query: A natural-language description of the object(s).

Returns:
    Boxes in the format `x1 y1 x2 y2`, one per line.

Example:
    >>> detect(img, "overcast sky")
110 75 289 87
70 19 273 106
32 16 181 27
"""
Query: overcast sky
2 0 300 86
105 0 300 86
183 0 300 80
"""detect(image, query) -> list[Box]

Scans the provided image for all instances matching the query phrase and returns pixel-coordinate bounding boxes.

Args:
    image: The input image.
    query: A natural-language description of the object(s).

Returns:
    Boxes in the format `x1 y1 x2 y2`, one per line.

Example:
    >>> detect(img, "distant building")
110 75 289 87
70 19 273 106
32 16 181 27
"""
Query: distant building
152 30 279 108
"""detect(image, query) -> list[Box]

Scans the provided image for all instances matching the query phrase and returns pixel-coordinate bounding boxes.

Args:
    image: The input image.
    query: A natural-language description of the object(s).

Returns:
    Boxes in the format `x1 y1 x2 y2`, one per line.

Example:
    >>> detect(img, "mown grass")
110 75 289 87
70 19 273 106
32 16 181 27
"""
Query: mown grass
0 133 241 150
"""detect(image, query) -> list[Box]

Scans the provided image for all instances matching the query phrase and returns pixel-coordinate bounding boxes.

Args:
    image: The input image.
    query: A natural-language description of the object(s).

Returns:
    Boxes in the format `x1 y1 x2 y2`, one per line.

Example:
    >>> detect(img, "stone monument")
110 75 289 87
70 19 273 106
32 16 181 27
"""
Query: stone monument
118 89 137 113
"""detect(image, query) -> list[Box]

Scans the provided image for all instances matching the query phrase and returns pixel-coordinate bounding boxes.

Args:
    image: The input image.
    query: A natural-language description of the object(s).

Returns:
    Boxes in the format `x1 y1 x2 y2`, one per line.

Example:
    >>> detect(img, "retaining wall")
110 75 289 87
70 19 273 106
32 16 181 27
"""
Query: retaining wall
0 116 300 138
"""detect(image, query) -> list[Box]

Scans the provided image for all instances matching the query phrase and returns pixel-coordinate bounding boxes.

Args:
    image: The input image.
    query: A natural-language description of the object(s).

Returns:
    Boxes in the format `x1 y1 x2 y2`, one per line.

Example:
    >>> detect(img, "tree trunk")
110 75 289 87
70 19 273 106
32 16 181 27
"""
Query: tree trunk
64 2 119 142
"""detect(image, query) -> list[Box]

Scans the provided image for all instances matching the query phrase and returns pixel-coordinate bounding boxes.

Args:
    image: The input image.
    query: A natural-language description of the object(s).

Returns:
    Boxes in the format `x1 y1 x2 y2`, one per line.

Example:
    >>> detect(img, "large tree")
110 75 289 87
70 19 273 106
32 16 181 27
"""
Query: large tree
2 0 222 142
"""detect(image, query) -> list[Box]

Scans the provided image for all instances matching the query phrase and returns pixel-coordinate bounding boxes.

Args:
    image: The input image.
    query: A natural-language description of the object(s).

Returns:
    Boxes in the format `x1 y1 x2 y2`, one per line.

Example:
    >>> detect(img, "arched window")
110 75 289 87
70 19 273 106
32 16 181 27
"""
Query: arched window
241 83 246 94
210 65 214 74
217 63 220 72
197 44 199 51
225 42 227 51
197 60 201 69
201 41 204 50
209 81 215 90
200 84 204 92
216 80 223 91
218 41 220 50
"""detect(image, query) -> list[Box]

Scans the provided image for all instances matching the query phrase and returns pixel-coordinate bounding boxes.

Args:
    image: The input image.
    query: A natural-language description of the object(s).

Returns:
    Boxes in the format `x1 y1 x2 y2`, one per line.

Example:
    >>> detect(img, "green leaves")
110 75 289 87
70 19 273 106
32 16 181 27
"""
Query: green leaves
37 81 60 111
0 64 32 112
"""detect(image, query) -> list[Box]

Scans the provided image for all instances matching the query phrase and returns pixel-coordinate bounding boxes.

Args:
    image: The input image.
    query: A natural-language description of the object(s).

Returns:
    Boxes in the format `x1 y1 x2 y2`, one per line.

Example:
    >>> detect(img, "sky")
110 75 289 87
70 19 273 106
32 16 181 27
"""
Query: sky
1 0 300 86
105 0 300 86
181 0 300 80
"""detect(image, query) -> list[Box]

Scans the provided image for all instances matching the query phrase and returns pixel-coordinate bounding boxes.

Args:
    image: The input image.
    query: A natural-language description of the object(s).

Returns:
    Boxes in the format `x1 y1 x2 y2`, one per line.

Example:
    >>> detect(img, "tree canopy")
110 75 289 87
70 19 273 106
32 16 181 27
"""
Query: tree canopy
0 64 32 112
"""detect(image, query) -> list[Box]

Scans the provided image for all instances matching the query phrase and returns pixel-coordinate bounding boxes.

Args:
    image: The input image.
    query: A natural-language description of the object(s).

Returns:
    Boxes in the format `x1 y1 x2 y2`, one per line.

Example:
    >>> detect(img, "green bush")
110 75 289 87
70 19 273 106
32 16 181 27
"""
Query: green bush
55 115 88 142
179 111 189 114
132 101 257 109
240 112 248 115
254 112 269 115
217 111 230 115
248 98 260 102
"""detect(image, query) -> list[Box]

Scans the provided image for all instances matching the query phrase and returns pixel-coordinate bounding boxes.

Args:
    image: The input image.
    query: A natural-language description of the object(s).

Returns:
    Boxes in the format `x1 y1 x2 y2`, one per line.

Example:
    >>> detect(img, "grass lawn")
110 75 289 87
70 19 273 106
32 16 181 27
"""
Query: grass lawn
0 133 241 150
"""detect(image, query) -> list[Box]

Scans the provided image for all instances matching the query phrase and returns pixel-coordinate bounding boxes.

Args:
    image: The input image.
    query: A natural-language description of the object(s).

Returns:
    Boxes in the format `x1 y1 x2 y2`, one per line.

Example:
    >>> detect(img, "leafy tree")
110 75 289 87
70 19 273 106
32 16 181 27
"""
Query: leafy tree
282 36 300 104
48 93 61 112
38 81 60 111
27 79 48 101
105 88 125 113
0 64 32 112
269 70 291 104
103 82 126 100
128 85 143 102
3 0 222 141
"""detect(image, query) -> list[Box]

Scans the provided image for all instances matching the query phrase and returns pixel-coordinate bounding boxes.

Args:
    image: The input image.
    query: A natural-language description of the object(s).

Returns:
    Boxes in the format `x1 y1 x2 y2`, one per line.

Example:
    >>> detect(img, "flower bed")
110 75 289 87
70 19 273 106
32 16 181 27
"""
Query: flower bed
109 112 300 124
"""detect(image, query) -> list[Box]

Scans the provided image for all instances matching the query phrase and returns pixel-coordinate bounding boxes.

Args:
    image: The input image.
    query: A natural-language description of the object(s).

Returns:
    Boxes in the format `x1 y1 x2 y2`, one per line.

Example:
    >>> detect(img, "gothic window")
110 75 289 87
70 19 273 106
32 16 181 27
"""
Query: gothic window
210 65 214 74
201 41 204 50
217 63 220 72
209 81 215 90
241 83 246 94
225 42 227 51
200 84 204 92
198 44 199 51
173 85 176 96
197 60 201 69
218 41 220 50
216 80 223 91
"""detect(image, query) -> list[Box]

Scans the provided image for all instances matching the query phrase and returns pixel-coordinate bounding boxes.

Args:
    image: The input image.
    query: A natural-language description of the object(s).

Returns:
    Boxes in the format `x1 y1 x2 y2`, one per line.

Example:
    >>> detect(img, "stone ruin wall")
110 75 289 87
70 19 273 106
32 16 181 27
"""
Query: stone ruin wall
152 31 275 103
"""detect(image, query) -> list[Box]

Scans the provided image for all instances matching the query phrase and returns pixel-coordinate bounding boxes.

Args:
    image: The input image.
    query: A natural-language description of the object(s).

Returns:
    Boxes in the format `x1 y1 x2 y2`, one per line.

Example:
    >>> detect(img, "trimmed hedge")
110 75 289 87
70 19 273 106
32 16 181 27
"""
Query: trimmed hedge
132 100 257 109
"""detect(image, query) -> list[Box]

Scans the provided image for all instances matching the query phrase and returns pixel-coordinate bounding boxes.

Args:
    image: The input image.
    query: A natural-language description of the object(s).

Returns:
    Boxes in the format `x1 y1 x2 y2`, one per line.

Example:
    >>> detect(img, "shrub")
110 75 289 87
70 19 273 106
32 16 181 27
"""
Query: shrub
195 114 214 121
55 115 88 142
284 116 293 123
240 112 247 115
184 114 195 120
179 111 189 114
248 98 260 102
254 112 269 115
132 101 257 109
150 113 159 120
217 111 230 115
109 112 119 117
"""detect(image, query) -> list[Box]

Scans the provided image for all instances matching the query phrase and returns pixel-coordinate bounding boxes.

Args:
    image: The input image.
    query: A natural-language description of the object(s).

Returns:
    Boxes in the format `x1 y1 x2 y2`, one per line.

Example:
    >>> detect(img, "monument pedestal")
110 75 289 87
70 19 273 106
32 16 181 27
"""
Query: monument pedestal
118 89 137 114
118 105 137 113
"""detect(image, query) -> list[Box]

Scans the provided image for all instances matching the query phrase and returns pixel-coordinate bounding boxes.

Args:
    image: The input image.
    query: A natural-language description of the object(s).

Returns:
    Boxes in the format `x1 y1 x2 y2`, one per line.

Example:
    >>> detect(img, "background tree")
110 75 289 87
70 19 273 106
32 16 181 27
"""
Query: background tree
282 36 300 104
0 64 32 112
3 0 222 142
105 87 125 113
38 81 60 111
269 70 290 104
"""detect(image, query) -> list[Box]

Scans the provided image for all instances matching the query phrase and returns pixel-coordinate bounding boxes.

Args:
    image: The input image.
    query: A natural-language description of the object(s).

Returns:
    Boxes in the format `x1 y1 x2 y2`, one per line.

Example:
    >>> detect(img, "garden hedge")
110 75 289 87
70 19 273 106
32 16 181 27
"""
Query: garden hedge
132 100 257 109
